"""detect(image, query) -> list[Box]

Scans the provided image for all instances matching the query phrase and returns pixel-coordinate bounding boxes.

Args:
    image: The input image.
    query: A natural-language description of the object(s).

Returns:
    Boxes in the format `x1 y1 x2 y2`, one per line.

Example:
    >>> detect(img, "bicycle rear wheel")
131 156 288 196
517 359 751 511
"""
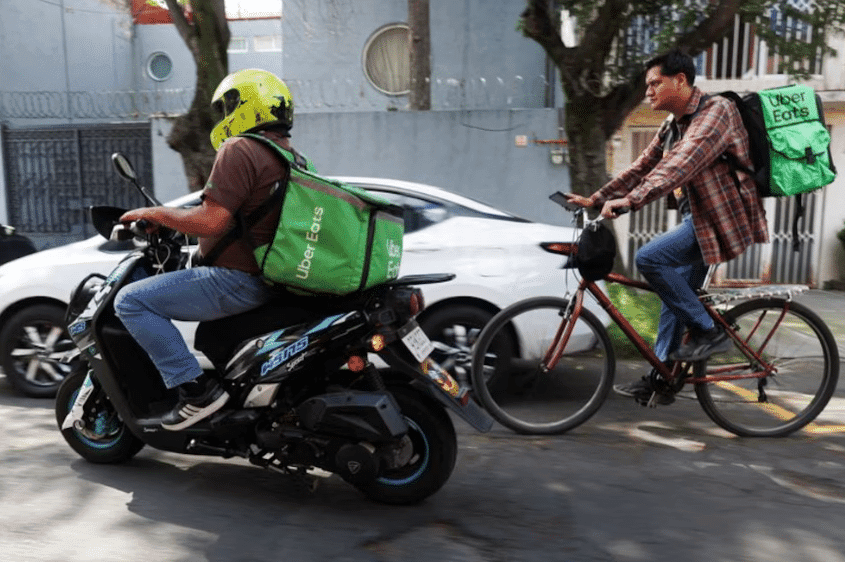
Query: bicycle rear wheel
694 298 839 437
470 297 615 434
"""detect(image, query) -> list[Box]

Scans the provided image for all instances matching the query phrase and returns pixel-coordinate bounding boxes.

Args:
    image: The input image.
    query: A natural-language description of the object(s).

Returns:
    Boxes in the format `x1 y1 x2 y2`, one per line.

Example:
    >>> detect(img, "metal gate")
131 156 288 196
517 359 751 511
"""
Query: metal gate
2 123 152 247
626 129 820 286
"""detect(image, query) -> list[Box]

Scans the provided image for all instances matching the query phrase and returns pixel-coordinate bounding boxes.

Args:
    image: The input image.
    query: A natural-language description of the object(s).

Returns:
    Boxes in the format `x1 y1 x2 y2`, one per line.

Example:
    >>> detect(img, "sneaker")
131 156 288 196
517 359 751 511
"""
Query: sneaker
670 326 732 362
161 377 229 431
613 375 675 405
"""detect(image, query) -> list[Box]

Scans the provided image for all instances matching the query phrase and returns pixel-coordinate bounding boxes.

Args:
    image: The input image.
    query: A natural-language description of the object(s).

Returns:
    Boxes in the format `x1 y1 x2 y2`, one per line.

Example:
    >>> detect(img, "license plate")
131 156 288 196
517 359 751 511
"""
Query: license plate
399 321 435 362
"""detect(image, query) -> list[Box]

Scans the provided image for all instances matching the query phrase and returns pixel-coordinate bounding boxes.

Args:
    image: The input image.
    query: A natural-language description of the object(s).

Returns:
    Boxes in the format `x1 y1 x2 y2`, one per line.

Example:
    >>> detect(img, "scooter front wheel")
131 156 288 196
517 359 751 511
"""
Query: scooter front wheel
55 364 145 464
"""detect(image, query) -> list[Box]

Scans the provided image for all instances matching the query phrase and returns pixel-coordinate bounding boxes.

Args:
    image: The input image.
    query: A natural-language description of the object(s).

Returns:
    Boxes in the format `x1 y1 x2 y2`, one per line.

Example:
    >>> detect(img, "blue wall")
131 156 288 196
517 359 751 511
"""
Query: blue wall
0 0 554 119
282 0 552 112
0 0 134 125
2 0 570 229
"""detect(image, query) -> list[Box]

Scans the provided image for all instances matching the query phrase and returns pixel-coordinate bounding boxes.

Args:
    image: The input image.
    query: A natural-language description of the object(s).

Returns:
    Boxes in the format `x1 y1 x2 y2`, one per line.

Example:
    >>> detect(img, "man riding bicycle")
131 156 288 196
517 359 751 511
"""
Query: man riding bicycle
565 48 769 404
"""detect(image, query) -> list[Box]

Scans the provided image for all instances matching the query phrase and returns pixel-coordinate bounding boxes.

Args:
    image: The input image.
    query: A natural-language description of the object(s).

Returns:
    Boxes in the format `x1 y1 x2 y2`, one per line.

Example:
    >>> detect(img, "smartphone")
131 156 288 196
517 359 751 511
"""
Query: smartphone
549 191 579 212
549 191 569 207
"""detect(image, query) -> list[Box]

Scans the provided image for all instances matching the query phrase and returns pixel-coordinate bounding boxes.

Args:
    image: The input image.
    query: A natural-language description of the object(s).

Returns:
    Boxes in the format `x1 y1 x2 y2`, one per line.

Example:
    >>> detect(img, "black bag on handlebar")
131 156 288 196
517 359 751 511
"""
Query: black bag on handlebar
573 222 616 281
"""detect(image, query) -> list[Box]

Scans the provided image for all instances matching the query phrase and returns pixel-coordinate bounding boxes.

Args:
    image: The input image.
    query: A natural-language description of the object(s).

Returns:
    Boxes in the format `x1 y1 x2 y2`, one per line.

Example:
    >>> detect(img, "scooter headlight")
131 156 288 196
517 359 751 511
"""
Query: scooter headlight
66 273 107 323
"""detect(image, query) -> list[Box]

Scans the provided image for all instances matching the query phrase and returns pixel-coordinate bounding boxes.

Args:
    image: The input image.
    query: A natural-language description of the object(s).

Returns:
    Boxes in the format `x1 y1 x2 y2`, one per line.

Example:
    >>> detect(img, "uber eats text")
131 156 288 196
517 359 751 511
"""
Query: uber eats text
296 206 324 280
767 91 812 123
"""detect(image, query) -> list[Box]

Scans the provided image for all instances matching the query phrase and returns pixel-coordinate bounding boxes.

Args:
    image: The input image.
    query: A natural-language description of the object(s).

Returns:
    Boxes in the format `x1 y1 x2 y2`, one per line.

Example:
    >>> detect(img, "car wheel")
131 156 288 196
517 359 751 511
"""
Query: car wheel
419 305 513 392
0 304 75 398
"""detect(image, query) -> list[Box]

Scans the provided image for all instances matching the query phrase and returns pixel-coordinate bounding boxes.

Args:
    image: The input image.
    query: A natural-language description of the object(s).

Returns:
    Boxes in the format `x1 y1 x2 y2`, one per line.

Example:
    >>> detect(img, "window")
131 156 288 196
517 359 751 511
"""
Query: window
228 37 248 53
146 52 173 82
362 23 410 95
368 191 447 233
254 35 282 52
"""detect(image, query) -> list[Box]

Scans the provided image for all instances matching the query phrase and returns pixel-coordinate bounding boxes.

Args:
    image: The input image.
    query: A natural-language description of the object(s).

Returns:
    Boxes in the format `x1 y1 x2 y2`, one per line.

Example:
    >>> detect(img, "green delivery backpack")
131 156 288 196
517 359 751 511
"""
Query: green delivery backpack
718 85 836 249
203 133 404 295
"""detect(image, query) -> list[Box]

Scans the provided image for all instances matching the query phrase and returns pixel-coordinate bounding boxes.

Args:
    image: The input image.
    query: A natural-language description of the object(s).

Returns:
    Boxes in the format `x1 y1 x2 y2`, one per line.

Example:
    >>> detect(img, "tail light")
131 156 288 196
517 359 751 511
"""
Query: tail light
541 242 577 256
369 334 387 352
347 355 367 371
409 289 425 316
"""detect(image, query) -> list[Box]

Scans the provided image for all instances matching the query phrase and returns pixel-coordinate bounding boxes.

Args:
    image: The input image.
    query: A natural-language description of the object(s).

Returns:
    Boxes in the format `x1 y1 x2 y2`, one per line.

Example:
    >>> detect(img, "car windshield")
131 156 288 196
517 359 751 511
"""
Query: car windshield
338 179 529 234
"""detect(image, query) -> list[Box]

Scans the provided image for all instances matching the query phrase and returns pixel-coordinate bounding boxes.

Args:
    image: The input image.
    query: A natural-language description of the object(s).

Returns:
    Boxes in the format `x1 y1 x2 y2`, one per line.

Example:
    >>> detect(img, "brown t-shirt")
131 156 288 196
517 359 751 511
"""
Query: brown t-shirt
198 132 289 273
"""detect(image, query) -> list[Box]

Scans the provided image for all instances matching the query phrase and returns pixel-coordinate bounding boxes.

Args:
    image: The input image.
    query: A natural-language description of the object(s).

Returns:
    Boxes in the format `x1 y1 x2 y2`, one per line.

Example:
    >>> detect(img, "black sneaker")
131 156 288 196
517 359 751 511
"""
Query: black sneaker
613 375 675 405
670 326 732 362
161 378 229 431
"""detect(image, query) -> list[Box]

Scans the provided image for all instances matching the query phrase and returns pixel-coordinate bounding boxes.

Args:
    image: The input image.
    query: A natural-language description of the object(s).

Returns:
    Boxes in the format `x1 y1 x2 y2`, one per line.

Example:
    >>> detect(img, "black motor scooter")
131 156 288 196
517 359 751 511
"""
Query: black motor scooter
56 153 492 505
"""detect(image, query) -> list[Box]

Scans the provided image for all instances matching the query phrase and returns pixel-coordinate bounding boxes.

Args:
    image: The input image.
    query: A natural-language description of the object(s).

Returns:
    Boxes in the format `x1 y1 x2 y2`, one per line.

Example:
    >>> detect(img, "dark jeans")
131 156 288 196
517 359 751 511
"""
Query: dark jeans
635 215 712 362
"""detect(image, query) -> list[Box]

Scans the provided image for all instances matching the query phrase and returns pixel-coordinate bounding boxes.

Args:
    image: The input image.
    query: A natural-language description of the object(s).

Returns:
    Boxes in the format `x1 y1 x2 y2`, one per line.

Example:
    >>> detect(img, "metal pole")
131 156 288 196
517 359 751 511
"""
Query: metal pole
59 0 73 123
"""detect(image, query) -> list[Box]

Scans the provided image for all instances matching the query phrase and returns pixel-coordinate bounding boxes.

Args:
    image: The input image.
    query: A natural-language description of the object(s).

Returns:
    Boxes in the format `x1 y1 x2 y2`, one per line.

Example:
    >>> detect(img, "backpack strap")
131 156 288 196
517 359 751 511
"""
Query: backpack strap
197 134 299 267
718 93 803 252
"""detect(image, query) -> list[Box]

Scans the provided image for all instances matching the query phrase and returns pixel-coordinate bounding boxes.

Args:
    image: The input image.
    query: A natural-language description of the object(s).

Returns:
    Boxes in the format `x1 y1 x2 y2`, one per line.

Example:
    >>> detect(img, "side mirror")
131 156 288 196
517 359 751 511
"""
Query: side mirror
111 153 137 183
110 153 162 207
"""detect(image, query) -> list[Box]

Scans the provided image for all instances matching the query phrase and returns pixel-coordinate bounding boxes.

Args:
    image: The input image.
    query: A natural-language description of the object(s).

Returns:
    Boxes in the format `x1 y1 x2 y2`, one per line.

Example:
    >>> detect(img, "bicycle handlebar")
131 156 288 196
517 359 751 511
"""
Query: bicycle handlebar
549 191 629 217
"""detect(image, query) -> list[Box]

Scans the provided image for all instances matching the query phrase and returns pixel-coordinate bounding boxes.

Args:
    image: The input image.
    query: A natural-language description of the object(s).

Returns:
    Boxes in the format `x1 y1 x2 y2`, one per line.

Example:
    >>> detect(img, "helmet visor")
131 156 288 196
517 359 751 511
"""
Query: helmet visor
212 89 242 121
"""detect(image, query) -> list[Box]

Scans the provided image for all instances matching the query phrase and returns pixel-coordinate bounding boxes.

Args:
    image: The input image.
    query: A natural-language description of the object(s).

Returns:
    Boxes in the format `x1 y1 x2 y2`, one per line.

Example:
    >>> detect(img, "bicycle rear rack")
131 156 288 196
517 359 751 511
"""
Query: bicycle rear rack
702 284 809 306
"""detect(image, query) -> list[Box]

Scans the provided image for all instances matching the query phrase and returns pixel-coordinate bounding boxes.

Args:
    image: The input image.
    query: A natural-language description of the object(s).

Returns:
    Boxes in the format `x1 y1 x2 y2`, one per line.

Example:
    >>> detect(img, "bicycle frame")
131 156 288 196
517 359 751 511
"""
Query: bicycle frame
547 259 784 388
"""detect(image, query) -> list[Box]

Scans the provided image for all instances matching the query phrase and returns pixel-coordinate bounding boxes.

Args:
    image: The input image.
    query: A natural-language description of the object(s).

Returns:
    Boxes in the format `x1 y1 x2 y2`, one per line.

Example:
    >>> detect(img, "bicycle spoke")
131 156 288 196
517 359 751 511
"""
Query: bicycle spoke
695 298 838 437
471 297 615 435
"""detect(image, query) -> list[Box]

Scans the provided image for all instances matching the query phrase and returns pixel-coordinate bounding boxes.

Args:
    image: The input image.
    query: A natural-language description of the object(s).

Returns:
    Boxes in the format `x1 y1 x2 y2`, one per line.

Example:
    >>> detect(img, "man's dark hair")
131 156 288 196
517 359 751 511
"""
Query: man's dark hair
646 49 696 86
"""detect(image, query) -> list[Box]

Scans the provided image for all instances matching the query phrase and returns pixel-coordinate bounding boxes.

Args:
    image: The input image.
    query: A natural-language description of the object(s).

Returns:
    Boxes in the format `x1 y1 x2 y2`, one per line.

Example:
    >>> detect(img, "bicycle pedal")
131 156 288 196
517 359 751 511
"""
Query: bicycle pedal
639 390 675 408
632 394 651 407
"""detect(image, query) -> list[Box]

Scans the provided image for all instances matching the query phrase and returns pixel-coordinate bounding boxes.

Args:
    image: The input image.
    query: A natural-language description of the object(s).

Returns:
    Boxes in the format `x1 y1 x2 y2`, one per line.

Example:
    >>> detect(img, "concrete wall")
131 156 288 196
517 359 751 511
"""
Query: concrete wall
0 0 133 126
133 18 285 94
281 0 551 112
152 108 572 227
818 101 845 287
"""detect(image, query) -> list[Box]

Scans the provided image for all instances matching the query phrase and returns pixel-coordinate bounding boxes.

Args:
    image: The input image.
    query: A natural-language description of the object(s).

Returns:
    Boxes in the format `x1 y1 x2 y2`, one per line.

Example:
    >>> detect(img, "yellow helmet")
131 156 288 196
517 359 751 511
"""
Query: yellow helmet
210 69 294 150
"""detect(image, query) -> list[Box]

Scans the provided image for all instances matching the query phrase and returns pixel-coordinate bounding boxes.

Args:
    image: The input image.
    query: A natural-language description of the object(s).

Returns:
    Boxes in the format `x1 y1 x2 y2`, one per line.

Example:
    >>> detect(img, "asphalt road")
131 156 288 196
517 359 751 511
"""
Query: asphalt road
2 360 845 562
1 290 844 562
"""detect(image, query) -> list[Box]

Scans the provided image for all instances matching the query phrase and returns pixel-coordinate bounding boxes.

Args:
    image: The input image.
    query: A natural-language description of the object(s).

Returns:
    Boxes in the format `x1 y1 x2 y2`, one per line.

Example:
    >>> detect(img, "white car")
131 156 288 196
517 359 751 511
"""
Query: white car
0 179 605 397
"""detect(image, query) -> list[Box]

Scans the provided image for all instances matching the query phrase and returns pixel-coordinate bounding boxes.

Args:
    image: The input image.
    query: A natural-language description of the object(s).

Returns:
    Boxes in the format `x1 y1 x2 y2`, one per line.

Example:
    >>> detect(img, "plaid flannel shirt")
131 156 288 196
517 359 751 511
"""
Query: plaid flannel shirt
594 88 769 265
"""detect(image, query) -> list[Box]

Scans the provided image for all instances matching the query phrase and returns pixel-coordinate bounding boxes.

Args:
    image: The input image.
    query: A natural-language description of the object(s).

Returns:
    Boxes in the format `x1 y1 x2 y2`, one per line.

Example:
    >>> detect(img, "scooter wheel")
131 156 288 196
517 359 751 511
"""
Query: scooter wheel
55 364 145 464
353 386 457 505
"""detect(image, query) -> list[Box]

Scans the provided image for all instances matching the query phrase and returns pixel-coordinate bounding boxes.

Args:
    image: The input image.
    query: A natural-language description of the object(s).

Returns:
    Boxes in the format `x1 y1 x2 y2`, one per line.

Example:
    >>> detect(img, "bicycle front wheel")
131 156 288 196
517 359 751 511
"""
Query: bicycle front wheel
470 297 615 434
694 298 839 437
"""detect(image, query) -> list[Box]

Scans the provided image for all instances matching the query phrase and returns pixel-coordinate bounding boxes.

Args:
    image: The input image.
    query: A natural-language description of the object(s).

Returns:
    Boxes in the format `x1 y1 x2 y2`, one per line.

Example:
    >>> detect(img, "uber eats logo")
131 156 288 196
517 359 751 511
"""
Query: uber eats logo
296 206 324 280
766 90 812 124
386 238 401 278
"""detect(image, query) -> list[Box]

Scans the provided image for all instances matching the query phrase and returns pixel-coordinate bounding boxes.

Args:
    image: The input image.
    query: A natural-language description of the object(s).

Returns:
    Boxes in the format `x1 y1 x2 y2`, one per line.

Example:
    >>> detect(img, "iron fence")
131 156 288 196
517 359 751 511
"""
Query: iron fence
2 123 152 245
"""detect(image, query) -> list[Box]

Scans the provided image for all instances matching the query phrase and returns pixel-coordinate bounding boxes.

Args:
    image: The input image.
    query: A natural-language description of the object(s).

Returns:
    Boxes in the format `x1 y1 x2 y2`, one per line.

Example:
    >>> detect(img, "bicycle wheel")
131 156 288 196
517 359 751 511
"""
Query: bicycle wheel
694 298 839 437
470 296 615 434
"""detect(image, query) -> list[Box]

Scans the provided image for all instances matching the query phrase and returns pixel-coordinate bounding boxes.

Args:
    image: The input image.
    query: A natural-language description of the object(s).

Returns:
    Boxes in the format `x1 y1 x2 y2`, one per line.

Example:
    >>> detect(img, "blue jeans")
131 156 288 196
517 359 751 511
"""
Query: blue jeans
114 266 273 389
635 215 711 362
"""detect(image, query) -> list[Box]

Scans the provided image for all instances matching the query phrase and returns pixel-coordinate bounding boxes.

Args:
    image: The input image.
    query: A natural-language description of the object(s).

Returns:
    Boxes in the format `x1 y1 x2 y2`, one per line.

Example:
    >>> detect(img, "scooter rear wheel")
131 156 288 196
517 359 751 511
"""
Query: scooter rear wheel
353 386 457 505
55 364 145 463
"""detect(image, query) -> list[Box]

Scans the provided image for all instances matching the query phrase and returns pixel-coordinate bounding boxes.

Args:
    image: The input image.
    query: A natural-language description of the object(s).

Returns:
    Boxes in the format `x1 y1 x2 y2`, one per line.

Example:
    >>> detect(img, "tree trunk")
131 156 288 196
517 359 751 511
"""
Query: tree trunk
565 93 611 196
408 0 431 110
163 0 229 191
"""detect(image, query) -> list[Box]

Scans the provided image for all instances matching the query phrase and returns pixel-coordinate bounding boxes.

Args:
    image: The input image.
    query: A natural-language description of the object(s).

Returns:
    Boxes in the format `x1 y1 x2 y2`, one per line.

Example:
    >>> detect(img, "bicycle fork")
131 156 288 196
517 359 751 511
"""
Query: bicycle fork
541 290 583 372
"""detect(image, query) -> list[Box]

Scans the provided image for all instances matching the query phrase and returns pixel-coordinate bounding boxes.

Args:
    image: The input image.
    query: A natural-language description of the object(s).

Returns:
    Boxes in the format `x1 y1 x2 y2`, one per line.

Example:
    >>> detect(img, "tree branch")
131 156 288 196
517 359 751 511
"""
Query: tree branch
162 0 195 54
520 0 569 67
574 0 629 73
675 0 743 55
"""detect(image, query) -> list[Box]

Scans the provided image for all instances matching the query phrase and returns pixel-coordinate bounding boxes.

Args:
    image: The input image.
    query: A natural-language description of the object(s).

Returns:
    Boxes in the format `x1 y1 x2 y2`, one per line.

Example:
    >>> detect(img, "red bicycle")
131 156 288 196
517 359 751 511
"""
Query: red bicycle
470 195 839 437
